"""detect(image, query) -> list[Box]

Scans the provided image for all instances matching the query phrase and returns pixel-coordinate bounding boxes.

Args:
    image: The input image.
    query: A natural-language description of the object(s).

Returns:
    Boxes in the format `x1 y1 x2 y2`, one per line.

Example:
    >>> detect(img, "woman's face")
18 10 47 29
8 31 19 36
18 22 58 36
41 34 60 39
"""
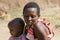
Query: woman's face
23 8 39 25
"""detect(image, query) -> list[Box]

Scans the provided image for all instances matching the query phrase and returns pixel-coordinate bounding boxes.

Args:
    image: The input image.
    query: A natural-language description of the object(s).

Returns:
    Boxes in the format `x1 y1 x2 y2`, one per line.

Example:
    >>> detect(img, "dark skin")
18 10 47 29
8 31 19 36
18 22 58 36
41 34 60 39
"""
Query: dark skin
33 21 49 40
8 23 23 37
23 8 49 40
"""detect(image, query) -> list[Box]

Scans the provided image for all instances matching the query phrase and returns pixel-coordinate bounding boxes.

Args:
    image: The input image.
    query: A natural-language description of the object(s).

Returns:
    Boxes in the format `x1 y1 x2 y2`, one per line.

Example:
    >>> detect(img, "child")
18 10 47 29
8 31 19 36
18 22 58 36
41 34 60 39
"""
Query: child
8 18 26 40
23 2 54 40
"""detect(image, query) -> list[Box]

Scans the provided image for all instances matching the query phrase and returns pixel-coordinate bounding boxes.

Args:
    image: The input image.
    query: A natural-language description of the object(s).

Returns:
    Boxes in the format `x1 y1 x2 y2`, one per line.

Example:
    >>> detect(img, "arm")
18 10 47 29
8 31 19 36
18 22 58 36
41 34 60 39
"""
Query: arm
33 22 48 40
47 25 54 39
41 18 54 39
45 22 54 39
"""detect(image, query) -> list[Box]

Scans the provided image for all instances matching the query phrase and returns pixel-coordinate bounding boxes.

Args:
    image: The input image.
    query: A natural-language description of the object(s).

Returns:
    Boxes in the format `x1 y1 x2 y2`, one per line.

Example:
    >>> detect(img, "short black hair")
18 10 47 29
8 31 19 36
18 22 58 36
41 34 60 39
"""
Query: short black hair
8 18 25 29
23 2 40 15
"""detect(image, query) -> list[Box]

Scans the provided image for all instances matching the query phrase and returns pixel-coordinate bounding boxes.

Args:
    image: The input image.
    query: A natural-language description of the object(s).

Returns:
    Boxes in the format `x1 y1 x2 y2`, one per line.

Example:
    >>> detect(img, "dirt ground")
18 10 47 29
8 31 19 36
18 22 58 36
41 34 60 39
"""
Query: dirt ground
0 0 60 40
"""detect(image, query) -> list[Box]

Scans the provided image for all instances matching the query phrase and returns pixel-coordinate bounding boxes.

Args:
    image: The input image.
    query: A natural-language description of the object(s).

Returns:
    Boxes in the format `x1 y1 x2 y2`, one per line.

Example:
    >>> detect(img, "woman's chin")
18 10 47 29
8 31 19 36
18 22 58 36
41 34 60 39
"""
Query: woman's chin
27 22 32 26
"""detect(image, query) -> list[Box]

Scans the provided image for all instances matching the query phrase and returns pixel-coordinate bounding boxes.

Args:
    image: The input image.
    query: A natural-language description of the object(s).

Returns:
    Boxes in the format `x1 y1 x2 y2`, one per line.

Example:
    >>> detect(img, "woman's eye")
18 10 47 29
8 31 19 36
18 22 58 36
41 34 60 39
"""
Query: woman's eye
25 16 29 18
31 16 34 18
31 16 35 18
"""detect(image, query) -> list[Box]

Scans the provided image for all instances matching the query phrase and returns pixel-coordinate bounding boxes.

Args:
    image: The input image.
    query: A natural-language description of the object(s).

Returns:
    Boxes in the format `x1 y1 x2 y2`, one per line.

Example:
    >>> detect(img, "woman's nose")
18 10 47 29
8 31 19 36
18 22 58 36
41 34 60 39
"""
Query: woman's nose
29 17 32 20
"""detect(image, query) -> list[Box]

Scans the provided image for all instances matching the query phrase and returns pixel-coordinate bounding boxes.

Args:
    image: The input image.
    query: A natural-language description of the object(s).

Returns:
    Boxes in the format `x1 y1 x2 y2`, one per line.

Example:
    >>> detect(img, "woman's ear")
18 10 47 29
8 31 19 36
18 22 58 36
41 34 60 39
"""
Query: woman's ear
38 15 40 17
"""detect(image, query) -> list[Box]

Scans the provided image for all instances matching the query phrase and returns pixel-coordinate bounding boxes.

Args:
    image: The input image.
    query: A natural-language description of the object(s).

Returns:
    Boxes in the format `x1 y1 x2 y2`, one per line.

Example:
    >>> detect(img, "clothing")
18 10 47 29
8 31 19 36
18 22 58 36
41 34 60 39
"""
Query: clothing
26 25 34 40
26 18 52 40
9 34 26 40
26 19 41 40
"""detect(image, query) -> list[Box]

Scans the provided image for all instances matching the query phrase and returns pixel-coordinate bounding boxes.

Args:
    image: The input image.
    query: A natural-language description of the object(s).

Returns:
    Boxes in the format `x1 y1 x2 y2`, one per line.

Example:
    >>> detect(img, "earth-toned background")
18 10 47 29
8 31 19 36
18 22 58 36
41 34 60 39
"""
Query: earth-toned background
0 0 60 40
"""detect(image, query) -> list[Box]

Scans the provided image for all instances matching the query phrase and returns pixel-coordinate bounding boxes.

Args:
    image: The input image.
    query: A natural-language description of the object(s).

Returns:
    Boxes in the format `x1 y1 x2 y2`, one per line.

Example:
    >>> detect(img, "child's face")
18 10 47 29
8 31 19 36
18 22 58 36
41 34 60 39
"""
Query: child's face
23 8 39 25
8 24 23 37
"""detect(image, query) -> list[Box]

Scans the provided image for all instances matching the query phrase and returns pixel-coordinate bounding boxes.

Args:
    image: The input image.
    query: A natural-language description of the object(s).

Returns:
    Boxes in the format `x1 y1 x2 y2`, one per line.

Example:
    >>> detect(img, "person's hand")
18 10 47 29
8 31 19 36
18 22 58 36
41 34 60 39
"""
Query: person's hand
48 34 52 40
48 34 53 39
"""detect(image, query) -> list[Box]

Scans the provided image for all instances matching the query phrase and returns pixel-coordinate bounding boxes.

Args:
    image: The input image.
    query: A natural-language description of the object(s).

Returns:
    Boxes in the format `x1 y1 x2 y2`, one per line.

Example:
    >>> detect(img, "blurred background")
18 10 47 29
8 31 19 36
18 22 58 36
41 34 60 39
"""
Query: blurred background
0 0 60 40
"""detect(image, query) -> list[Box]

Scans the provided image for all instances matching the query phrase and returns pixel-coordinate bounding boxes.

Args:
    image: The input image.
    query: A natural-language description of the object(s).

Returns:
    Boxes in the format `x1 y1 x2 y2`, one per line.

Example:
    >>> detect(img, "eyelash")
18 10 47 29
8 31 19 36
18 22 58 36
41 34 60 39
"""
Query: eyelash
24 13 37 18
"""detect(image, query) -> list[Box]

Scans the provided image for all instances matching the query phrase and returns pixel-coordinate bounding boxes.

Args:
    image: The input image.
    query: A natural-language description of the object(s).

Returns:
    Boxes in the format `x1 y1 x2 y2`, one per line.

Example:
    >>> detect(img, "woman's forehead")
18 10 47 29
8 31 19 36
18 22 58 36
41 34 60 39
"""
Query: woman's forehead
27 8 37 12
23 8 37 15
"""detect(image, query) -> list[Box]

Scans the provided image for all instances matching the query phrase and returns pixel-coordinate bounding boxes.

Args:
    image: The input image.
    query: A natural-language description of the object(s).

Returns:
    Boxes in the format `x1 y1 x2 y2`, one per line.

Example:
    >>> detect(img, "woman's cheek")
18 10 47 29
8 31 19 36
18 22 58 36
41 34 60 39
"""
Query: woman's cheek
32 18 38 24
